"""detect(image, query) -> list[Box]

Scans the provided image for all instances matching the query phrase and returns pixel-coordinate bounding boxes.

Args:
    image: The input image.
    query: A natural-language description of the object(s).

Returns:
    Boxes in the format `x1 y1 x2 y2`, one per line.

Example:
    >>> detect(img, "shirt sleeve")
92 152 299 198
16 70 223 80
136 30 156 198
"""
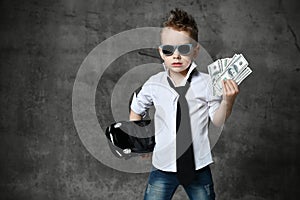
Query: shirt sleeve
130 82 153 117
207 78 222 121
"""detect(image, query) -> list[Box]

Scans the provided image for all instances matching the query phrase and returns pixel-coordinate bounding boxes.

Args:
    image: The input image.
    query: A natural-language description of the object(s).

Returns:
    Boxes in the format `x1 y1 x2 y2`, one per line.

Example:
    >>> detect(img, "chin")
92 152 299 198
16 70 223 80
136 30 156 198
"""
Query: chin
171 67 188 73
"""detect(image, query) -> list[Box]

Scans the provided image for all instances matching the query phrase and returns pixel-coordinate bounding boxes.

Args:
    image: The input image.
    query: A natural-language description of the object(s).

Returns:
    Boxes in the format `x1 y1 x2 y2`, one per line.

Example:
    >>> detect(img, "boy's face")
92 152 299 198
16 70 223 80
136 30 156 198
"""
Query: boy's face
159 27 200 77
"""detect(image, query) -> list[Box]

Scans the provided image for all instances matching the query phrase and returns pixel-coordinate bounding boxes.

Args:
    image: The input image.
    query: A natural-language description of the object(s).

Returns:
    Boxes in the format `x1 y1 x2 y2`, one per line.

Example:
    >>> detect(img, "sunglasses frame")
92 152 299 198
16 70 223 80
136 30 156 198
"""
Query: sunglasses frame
159 43 194 56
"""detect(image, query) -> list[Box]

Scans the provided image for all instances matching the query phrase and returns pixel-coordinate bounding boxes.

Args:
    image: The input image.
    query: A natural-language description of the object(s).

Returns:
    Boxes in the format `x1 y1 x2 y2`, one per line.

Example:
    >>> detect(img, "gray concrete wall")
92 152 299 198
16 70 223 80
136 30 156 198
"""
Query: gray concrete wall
1 0 299 199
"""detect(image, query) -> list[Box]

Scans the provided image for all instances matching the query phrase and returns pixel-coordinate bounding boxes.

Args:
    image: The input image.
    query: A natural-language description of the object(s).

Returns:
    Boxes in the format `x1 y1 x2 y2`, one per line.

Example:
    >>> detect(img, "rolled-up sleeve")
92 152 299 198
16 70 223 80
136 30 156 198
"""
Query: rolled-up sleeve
130 82 153 116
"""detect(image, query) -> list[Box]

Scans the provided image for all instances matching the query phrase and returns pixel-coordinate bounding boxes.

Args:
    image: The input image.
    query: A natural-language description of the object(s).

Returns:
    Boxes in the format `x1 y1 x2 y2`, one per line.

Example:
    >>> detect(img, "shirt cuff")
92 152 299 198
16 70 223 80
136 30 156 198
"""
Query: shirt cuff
130 99 146 117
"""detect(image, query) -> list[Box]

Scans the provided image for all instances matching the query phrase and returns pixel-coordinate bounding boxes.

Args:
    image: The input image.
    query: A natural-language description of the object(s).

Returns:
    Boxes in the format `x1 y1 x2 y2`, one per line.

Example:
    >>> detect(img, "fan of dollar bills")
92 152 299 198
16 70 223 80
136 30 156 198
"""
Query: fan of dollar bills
207 54 252 96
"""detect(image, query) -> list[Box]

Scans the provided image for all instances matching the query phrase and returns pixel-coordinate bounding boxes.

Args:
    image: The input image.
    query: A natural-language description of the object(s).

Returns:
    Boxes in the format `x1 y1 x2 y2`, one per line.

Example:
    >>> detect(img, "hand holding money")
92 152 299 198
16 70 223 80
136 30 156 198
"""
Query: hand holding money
222 79 239 104
208 54 252 96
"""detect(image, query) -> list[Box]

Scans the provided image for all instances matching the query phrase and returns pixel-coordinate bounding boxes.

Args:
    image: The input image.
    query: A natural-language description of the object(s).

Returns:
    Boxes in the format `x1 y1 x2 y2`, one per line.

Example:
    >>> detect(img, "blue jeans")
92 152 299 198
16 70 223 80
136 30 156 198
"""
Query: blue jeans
144 165 215 200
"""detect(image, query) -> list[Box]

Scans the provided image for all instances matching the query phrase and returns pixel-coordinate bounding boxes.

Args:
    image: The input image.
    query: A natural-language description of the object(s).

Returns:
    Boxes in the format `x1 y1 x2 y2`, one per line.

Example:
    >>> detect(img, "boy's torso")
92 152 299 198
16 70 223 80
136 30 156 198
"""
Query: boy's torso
143 67 215 172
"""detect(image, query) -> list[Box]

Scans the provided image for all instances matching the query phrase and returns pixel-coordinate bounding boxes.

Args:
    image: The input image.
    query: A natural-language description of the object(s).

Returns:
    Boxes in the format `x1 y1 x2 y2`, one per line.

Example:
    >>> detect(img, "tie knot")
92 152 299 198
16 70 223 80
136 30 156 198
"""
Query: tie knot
167 77 190 96
175 85 189 96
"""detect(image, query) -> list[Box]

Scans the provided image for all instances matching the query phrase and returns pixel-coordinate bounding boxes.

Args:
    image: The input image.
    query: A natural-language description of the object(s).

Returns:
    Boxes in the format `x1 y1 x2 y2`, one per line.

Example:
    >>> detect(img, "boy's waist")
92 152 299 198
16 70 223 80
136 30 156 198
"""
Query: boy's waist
153 165 211 174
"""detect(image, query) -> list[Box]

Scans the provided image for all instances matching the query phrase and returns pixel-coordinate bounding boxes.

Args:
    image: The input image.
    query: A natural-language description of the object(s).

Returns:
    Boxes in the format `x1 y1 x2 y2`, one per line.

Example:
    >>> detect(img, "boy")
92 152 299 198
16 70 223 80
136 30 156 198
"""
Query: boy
130 8 239 200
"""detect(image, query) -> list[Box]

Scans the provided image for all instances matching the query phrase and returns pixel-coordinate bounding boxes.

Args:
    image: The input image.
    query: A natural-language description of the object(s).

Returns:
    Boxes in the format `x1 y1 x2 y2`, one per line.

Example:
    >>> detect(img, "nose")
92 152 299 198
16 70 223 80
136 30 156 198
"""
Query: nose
172 49 181 59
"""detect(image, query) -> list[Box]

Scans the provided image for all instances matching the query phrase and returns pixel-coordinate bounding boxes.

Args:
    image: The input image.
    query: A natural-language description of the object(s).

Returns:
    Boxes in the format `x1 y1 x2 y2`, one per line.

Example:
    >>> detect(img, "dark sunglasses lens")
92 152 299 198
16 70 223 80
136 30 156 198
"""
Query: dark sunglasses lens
178 44 191 55
162 45 174 56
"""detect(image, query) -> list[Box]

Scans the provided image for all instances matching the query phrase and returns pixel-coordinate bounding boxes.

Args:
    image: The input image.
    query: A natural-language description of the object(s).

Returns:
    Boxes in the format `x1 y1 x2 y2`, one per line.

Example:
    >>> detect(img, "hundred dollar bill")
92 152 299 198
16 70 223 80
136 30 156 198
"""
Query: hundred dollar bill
215 54 248 90
208 54 252 96
213 67 252 96
207 61 222 83
235 67 252 85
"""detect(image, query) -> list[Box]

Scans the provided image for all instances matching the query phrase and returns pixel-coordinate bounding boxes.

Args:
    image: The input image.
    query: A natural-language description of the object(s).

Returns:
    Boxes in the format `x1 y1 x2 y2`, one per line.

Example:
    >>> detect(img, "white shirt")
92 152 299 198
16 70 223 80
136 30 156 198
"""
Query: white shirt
130 62 221 172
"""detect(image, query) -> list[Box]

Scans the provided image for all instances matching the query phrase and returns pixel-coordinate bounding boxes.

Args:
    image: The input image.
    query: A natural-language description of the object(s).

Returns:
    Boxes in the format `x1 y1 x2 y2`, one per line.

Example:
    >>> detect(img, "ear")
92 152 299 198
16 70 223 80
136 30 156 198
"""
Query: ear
192 43 200 59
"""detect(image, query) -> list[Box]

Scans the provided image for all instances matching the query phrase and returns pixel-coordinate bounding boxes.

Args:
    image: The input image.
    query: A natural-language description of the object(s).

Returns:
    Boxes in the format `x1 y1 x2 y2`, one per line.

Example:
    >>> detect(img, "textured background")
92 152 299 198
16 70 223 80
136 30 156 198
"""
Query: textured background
1 0 300 199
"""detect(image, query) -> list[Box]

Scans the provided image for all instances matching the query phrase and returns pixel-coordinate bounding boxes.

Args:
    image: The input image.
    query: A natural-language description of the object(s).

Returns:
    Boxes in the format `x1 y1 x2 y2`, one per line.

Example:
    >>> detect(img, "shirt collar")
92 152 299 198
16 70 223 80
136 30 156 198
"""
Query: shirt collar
163 61 198 81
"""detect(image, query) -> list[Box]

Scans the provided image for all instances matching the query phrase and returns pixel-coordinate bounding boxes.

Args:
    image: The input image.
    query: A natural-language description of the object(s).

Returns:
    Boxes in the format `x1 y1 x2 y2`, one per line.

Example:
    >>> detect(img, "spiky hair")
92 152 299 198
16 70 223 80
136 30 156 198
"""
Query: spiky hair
163 8 198 42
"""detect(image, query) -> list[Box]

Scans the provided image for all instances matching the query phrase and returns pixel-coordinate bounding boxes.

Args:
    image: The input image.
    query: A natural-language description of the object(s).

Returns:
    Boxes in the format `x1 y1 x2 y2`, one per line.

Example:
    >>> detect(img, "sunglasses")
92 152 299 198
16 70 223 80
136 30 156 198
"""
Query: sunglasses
159 44 193 56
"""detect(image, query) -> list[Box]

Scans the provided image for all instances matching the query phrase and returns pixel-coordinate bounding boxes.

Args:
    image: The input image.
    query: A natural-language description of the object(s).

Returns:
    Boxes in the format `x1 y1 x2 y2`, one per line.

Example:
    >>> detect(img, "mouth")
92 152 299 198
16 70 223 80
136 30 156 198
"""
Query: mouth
171 62 183 67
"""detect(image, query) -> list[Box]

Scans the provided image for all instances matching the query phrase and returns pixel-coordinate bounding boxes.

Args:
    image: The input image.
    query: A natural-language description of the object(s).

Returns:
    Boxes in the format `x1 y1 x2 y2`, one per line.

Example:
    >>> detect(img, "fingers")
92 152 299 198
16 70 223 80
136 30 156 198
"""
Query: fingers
228 80 239 92
222 80 226 94
222 79 239 95
140 153 152 160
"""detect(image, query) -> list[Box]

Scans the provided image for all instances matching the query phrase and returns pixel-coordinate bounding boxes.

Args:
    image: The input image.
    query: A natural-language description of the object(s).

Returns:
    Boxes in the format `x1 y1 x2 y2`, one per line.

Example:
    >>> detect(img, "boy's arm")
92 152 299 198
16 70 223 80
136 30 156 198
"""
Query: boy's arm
129 110 142 121
129 96 152 159
212 80 239 127
129 83 153 121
